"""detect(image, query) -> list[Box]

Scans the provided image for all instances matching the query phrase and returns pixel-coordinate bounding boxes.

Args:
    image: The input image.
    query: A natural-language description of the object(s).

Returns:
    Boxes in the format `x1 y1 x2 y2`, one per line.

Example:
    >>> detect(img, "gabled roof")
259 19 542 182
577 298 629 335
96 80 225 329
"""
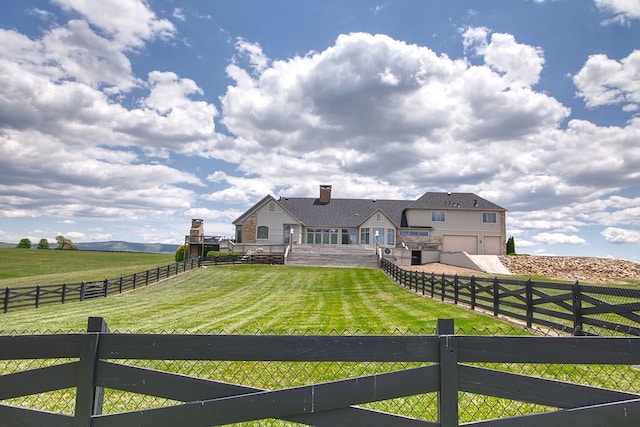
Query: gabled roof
233 191 505 228
408 192 506 211
278 197 409 228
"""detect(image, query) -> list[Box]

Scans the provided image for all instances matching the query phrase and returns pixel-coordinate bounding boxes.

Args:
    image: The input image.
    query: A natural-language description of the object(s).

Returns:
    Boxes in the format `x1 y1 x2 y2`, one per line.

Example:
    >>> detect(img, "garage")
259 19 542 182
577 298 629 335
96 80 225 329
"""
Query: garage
483 236 502 255
442 235 478 254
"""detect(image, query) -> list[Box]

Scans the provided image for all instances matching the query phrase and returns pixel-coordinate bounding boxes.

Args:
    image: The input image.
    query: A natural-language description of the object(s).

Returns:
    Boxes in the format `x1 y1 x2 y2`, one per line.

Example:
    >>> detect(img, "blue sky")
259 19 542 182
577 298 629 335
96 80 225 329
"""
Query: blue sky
0 0 639 260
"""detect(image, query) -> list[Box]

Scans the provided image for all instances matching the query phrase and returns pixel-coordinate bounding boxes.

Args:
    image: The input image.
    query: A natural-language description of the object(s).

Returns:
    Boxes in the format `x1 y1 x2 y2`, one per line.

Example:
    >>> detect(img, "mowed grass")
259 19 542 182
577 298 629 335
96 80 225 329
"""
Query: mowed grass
0 265 513 333
0 248 174 288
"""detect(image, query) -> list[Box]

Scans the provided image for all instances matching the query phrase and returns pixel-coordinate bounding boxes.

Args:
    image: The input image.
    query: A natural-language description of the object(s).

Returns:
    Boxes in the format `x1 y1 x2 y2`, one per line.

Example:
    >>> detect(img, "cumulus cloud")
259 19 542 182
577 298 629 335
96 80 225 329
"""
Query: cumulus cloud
574 50 640 110
601 227 640 244
52 0 175 48
595 0 640 26
533 233 588 245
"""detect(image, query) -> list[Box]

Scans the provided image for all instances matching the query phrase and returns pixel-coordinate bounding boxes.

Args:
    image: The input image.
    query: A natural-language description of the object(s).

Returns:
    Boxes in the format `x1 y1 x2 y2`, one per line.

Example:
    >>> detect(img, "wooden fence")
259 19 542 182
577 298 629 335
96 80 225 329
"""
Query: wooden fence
381 257 640 337
2 254 284 314
1 317 640 426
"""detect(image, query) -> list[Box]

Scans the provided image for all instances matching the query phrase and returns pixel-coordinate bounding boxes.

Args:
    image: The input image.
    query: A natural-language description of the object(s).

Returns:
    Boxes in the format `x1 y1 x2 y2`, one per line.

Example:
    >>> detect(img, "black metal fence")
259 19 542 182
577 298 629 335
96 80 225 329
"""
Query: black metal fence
2 254 284 314
381 257 640 337
2 317 640 427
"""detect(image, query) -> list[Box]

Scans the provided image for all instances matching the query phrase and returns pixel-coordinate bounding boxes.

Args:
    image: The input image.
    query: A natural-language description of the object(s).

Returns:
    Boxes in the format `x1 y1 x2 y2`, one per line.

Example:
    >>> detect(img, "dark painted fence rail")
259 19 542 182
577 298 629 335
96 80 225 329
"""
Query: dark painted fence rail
2 254 284 314
2 317 640 427
381 257 640 337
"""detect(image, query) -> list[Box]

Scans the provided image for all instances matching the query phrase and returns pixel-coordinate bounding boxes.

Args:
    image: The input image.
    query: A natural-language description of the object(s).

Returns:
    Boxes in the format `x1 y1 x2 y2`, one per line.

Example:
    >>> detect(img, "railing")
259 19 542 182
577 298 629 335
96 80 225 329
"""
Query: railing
1 255 285 314
381 257 640 336
1 317 640 427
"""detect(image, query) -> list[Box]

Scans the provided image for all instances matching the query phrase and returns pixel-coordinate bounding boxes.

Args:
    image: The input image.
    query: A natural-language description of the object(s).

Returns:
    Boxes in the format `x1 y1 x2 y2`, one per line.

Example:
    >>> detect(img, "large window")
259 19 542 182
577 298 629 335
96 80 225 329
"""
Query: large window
432 211 446 222
386 228 396 246
307 228 339 244
257 226 269 239
482 212 497 223
360 228 370 244
235 225 242 243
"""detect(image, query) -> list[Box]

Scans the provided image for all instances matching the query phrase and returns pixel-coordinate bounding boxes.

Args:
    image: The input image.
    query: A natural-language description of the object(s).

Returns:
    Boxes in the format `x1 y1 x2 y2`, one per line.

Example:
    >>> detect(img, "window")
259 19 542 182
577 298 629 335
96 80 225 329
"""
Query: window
235 225 242 243
267 202 276 212
360 228 370 244
375 213 382 222
386 228 395 246
400 230 430 237
257 226 269 239
432 211 445 222
482 212 497 223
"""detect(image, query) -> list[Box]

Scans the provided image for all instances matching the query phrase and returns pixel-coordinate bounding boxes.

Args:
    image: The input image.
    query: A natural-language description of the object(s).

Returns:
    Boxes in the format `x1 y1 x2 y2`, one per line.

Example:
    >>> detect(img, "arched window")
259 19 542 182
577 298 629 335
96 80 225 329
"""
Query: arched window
257 226 269 239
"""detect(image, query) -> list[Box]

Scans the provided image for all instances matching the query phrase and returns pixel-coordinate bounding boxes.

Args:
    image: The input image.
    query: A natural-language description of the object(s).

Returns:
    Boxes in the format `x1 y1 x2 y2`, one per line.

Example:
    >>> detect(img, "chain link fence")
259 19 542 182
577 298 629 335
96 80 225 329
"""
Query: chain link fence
2 325 640 425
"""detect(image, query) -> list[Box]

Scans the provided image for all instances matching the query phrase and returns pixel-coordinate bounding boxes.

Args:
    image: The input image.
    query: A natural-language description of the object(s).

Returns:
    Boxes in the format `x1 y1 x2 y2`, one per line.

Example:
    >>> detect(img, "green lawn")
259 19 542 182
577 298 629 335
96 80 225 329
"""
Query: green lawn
0 265 513 333
0 248 174 288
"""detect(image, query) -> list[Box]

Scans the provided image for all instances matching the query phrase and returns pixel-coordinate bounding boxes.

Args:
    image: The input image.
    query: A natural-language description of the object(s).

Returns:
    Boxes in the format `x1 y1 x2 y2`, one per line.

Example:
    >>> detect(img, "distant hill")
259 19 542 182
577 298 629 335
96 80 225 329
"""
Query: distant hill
0 241 179 253
76 241 180 253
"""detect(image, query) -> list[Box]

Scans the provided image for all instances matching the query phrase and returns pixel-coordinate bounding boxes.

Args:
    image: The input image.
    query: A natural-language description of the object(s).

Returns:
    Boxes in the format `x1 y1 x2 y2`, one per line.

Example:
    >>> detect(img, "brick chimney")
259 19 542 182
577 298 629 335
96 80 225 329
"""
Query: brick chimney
319 185 332 204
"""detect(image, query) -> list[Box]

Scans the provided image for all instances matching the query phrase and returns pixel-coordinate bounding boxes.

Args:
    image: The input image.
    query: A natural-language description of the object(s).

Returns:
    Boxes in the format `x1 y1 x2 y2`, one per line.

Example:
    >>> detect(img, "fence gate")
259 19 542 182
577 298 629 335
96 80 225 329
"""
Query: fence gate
2 318 640 426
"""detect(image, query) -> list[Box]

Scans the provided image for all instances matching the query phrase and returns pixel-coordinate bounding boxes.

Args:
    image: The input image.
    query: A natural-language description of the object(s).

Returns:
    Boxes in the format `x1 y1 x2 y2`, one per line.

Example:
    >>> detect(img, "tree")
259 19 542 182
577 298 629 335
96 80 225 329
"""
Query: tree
37 238 50 250
16 238 31 249
175 244 188 262
506 236 516 255
56 235 78 250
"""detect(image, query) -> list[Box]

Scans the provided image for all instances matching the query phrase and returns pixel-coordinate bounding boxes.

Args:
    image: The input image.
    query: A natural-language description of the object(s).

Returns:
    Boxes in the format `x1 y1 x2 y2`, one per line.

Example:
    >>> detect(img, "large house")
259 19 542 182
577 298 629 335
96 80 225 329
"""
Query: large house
232 185 507 261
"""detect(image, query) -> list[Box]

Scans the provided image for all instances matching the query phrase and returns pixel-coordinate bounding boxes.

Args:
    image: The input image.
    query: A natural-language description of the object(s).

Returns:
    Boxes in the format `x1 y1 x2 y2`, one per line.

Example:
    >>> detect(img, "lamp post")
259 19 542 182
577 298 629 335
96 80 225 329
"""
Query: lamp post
290 227 294 252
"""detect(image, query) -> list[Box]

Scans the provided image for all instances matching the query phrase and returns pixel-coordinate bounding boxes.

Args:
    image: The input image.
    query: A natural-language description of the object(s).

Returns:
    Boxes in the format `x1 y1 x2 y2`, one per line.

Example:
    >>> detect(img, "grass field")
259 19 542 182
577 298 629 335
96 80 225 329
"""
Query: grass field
0 248 174 288
0 264 512 333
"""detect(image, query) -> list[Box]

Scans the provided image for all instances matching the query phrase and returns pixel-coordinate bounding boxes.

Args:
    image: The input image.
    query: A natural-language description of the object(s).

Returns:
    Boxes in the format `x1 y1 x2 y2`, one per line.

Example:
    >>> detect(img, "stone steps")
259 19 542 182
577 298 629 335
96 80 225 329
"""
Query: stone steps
286 245 380 268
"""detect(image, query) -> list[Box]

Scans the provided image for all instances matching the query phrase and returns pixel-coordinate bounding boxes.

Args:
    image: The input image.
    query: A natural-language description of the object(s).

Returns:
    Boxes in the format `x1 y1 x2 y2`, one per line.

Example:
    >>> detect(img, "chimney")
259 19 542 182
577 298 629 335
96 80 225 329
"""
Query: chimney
319 185 332 204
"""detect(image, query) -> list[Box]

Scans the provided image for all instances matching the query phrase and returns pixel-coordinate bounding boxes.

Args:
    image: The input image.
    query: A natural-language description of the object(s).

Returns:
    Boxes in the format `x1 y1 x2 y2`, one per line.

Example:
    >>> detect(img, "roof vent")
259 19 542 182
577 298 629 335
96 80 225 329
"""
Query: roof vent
447 191 452 195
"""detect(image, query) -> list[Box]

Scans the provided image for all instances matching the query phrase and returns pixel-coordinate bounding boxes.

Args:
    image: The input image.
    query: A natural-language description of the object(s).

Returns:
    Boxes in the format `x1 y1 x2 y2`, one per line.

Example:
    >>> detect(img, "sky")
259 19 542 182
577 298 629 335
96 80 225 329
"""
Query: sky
0 0 639 261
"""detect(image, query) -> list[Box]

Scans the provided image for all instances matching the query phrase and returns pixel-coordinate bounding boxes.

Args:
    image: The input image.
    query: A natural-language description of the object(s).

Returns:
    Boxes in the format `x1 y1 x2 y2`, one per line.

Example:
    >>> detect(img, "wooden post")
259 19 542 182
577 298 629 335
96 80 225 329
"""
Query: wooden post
526 279 533 328
4 286 9 313
493 277 500 317
437 319 458 427
430 273 435 297
119 277 123 294
470 277 476 310
80 282 86 301
132 273 137 290
441 273 446 301
454 275 459 304
74 317 109 426
572 281 584 336
103 279 108 298
35 285 41 309
62 283 67 305
421 272 426 295
145 270 150 286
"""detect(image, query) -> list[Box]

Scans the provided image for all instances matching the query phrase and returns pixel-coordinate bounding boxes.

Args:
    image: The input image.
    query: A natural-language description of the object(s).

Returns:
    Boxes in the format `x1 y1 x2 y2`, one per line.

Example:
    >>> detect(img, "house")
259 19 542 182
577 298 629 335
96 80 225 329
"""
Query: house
232 185 507 264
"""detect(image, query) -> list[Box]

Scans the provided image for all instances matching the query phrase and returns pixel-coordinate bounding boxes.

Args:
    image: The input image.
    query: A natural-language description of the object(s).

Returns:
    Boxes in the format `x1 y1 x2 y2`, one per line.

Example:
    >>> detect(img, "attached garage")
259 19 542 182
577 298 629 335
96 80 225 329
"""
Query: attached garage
442 235 478 254
483 236 502 255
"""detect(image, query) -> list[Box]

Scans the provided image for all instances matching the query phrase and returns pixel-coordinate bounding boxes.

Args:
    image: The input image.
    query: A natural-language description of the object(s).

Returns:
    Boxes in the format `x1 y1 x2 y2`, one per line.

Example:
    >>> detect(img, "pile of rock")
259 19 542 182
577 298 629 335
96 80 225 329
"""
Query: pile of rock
498 256 640 284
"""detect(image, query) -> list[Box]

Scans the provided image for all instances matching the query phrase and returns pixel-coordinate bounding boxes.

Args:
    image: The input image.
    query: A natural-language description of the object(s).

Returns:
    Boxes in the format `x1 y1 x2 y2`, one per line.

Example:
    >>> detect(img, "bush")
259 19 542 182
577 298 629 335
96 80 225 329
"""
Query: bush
506 236 516 255
175 244 187 262
16 238 31 249
206 250 241 259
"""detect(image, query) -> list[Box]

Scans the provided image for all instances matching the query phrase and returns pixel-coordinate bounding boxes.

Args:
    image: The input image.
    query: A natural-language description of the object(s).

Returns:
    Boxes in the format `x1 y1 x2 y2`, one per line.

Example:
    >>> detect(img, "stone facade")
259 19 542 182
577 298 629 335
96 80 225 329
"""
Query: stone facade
242 211 258 243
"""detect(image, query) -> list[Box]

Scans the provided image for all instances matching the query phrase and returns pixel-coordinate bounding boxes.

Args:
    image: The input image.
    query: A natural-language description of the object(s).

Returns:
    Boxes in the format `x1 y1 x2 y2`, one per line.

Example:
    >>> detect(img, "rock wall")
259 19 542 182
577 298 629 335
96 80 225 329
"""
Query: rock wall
498 256 640 284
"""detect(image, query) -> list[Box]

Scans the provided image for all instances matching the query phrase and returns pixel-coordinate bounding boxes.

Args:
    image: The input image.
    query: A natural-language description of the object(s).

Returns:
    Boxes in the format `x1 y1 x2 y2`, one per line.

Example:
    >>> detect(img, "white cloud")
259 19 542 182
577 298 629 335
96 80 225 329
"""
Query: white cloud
533 233 588 245
52 0 175 48
601 227 640 244
173 8 186 22
595 0 640 26
574 50 640 110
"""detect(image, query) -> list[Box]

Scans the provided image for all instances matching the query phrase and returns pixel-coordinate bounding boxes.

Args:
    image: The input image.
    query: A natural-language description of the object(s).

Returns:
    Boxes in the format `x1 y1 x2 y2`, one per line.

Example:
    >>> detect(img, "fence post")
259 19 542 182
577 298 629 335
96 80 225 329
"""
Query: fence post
421 272 426 295
62 283 67 305
74 317 109 426
572 281 584 336
156 267 160 282
526 279 533 328
430 273 435 298
119 277 123 294
133 273 137 290
437 318 458 427
145 270 150 286
35 285 41 309
4 286 9 313
80 282 86 301
103 279 108 298
470 277 476 310
441 273 446 301
454 275 459 304
493 277 500 317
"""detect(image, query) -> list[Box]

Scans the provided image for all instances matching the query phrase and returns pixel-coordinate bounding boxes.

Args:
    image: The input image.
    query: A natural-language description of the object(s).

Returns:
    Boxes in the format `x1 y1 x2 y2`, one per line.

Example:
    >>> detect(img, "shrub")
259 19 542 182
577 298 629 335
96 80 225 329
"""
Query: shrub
506 236 516 255
175 244 187 262
206 250 241 258
16 238 31 249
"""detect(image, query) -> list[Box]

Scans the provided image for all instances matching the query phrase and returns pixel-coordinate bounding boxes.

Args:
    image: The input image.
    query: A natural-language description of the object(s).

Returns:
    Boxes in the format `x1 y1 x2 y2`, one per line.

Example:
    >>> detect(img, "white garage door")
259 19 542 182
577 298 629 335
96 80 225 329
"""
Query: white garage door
483 236 502 255
442 235 478 254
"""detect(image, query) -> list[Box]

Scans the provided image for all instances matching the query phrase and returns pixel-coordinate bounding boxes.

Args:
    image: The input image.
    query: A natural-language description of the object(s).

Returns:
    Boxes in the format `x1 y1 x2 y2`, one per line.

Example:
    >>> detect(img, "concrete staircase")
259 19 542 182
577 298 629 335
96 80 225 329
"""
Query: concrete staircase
285 245 380 268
